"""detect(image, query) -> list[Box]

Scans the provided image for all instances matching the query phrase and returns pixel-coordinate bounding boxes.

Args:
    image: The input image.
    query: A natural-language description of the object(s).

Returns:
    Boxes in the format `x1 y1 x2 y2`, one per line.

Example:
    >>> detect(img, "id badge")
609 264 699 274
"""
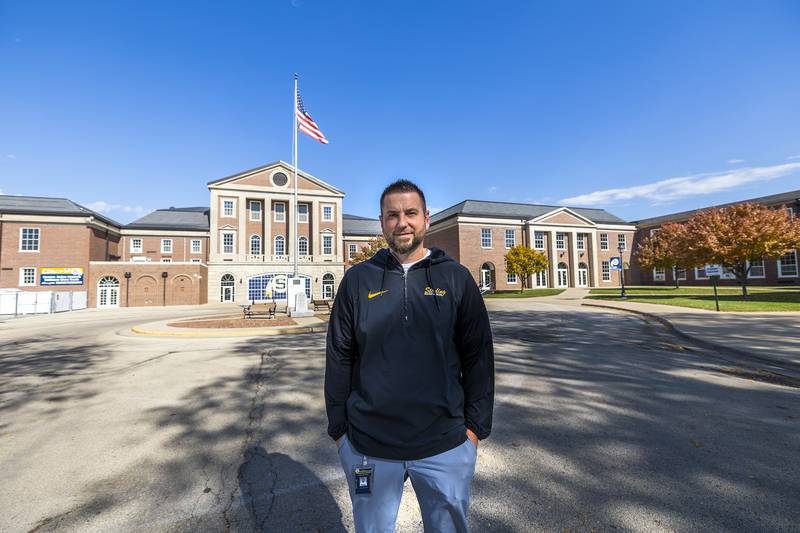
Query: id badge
352 464 374 495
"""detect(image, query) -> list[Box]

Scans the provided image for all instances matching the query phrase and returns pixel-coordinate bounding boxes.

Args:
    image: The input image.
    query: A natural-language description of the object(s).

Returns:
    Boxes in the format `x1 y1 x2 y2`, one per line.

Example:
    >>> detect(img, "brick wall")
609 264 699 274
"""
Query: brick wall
88 263 208 307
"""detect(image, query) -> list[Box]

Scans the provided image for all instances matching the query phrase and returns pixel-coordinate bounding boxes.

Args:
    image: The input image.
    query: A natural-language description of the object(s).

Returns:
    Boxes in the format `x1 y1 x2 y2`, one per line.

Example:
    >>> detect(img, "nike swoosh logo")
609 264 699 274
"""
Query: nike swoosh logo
368 290 389 299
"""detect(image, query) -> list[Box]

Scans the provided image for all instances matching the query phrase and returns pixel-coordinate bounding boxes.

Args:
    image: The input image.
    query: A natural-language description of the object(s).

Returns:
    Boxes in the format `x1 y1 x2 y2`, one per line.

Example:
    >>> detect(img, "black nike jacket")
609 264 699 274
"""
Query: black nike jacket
324 247 494 460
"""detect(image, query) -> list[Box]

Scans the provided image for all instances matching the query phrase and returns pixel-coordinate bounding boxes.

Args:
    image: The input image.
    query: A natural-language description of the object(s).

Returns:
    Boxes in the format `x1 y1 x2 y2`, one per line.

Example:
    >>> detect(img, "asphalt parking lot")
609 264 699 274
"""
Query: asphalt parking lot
1 300 798 532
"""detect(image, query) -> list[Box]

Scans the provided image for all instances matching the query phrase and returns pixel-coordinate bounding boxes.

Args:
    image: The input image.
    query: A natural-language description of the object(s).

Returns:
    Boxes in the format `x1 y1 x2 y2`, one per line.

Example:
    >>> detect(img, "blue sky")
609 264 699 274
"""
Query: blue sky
2 1 800 223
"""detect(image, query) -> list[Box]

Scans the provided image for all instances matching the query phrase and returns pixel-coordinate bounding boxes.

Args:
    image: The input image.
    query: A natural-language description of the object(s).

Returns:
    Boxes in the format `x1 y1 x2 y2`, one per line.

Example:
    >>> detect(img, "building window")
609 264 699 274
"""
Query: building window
191 239 201 253
695 267 708 280
601 261 610 281
507 273 518 284
131 238 143 253
534 231 545 250
322 205 334 222
600 233 609 251
20 228 40 251
787 207 795 220
274 235 285 256
161 239 173 253
191 258 202 264
653 267 665 281
298 236 309 256
534 270 547 287
675 267 687 280
298 203 309 223
161 258 172 263
20 267 36 286
323 234 333 255
250 235 262 255
222 232 235 254
618 234 627 251
748 258 765 278
220 273 235 302
348 243 358 260
322 273 335 299
576 234 585 251
480 228 492 248
274 202 286 222
223 199 235 217
505 229 515 249
250 201 262 221
778 251 798 277
556 232 566 250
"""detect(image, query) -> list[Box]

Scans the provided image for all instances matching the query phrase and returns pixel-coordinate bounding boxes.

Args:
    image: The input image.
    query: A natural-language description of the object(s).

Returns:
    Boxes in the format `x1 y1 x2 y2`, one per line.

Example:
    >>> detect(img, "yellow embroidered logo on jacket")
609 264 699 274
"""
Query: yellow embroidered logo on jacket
368 290 389 299
423 286 447 297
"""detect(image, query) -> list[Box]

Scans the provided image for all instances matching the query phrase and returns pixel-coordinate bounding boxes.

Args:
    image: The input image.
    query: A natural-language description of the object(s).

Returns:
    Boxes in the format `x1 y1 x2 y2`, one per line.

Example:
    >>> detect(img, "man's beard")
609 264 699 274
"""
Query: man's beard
387 232 424 256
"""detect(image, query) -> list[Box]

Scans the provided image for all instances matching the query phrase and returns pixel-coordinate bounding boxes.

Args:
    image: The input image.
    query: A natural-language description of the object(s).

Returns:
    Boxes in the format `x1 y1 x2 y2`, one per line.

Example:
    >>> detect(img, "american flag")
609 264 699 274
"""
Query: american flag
296 89 328 144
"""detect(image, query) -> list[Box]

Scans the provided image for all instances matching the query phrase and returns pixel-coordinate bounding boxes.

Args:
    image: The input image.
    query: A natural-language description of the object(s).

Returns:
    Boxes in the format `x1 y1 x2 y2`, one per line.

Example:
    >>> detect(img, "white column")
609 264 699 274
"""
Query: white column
571 230 580 287
336 198 344 262
311 199 320 258
589 229 600 288
288 193 296 261
238 194 247 259
209 191 219 259
263 195 271 261
549 230 558 288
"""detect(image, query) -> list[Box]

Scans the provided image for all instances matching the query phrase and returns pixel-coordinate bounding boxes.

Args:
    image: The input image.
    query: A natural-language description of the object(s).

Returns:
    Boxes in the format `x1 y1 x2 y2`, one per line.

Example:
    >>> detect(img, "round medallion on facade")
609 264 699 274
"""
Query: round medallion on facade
272 172 289 187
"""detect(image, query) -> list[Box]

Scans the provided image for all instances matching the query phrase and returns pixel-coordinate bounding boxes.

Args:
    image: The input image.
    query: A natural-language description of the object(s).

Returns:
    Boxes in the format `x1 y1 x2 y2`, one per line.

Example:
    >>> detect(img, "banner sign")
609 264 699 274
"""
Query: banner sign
609 257 623 270
40 267 84 286
704 264 723 277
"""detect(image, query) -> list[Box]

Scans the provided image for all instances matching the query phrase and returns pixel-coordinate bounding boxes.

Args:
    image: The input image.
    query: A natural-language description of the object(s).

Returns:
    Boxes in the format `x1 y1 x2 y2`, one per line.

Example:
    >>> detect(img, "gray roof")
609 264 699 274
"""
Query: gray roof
343 213 382 237
430 199 629 225
632 189 800 227
126 207 210 231
0 195 122 226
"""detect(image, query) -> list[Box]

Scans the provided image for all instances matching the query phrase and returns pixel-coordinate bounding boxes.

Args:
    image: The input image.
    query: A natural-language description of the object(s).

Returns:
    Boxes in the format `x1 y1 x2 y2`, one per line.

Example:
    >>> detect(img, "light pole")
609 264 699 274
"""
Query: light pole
618 243 627 299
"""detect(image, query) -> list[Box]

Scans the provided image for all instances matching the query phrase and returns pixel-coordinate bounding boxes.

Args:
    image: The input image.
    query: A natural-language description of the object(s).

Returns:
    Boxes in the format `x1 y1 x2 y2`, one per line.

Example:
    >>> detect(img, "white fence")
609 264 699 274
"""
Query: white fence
0 290 88 316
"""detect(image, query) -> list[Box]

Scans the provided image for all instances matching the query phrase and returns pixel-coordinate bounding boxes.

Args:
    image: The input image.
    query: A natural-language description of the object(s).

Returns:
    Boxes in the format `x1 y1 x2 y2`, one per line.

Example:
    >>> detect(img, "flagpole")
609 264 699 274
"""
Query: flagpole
293 74 299 278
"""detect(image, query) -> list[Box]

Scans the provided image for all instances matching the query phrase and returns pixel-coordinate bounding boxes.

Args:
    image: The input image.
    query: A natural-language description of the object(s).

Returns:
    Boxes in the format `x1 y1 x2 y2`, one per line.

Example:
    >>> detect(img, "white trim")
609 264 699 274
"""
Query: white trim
528 207 596 226
601 260 611 282
747 258 765 279
161 239 173 253
19 267 37 286
653 267 666 281
694 267 708 280
533 231 545 250
161 258 172 263
18 227 40 252
322 233 334 255
504 229 516 249
221 231 235 255
555 232 566 250
249 234 262 255
599 233 609 251
274 235 286 256
130 238 143 253
322 203 334 222
506 273 518 284
480 228 492 249
348 242 358 260
297 202 309 223
274 201 286 222
191 239 202 254
778 250 798 278
222 198 236 218
249 200 262 221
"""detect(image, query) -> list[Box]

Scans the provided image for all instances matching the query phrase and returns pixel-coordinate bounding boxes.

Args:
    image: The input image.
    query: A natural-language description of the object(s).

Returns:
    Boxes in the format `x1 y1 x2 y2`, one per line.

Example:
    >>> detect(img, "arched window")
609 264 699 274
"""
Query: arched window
98 276 120 308
274 235 285 256
298 236 309 256
250 235 261 255
322 273 335 299
220 273 235 302
557 262 569 288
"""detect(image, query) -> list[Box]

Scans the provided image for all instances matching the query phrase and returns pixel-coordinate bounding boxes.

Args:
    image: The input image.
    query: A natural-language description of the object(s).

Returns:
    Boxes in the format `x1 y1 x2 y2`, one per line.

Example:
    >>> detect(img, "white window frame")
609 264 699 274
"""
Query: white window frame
222 231 235 255
274 202 286 222
130 238 143 253
618 233 627 251
601 260 610 282
249 201 262 221
534 270 547 287
222 199 235 218
507 273 518 284
786 207 795 220
747 258 765 279
534 231 545 250
298 203 309 223
348 243 358 260
161 258 172 263
19 227 40 252
191 258 202 264
653 267 666 281
576 234 585 251
556 232 566 250
505 229 515 249
161 239 173 253
19 267 36 286
322 204 334 222
322 234 333 255
274 235 286 256
191 239 201 254
298 236 309 256
694 267 708 280
480 228 492 249
778 250 798 278
600 233 609 251
674 267 687 281
250 235 262 255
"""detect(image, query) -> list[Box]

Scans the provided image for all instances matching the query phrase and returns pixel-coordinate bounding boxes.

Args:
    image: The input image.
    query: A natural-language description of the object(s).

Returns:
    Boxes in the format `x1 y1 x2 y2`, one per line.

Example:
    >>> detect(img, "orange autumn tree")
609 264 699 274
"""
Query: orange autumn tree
349 235 388 265
505 245 549 292
683 203 800 297
635 223 691 288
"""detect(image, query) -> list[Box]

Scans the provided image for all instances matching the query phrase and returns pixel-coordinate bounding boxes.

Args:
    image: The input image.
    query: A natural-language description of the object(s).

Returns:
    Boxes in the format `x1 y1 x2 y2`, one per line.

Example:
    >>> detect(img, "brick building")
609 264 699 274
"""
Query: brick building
629 189 800 286
343 214 382 267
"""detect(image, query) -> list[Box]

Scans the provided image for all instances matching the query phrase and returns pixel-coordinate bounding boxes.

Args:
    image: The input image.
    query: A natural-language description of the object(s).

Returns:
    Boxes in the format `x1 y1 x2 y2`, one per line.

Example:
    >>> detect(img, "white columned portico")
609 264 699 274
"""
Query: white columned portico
238 193 248 257
263 194 271 260
311 199 320 257
549 229 558 288
571 230 580 287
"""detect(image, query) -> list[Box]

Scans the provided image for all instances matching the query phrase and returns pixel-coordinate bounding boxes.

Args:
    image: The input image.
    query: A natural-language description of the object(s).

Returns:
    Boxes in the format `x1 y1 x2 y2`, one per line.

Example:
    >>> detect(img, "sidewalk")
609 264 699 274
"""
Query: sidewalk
131 314 328 337
581 299 800 375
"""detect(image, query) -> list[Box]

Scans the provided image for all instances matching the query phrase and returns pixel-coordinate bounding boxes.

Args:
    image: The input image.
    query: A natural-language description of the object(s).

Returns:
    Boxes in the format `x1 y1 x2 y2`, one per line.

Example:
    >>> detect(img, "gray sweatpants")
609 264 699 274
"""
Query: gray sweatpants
337 435 478 533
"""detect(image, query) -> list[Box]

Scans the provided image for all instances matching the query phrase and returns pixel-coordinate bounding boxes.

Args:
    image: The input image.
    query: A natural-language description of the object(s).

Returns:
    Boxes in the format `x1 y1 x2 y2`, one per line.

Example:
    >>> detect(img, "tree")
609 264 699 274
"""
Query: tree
349 235 387 265
505 246 549 292
635 223 691 288
683 203 800 297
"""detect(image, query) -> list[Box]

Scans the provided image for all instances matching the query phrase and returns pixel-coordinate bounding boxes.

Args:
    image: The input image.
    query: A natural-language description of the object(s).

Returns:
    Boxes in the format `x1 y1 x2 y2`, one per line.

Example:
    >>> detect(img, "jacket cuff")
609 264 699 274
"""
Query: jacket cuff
465 421 490 441
328 423 348 441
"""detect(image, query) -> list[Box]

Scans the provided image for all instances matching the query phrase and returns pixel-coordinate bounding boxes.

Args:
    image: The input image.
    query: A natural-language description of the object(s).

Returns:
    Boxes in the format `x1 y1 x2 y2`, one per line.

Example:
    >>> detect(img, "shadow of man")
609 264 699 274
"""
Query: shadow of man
237 445 346 532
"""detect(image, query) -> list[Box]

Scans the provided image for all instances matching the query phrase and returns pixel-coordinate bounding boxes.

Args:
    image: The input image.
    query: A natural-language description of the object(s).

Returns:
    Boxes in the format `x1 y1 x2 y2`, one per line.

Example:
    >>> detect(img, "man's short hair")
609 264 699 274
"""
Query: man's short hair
380 179 427 213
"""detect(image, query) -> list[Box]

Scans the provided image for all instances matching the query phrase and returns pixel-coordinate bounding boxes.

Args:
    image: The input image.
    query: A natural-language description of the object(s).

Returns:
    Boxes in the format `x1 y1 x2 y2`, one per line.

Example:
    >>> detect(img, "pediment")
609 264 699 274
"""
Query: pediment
210 161 343 196
533 208 594 227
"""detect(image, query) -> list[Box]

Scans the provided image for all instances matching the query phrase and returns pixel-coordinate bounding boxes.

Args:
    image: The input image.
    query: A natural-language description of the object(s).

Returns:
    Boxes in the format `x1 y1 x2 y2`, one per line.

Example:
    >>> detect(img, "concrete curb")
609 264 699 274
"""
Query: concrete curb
581 301 800 378
130 324 328 338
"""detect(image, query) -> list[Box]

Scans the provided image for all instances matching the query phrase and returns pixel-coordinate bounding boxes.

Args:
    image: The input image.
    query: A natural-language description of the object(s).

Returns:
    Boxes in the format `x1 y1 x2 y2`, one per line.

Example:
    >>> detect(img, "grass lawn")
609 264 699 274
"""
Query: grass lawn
484 289 565 298
588 285 800 312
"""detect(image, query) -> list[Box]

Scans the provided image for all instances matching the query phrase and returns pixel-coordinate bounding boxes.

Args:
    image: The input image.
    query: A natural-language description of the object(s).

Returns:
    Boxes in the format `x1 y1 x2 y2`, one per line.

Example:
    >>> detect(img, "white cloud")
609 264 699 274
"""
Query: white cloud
560 162 800 206
6 154 16 160
0 188 4 195
427 206 443 214
487 186 498 193
788 155 800 160
84 201 148 217
727 159 745 164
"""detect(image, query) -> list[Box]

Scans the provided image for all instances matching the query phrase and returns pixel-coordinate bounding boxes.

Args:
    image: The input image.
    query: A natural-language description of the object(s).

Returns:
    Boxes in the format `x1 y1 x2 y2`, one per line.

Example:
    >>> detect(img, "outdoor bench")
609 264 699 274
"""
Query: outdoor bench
243 302 276 319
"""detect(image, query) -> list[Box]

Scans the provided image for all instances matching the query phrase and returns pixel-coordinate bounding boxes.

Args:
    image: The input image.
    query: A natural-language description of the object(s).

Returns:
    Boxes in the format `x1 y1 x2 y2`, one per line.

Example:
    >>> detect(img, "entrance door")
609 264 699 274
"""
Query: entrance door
221 274 235 303
98 276 120 308
479 262 495 291
557 263 569 288
577 263 588 287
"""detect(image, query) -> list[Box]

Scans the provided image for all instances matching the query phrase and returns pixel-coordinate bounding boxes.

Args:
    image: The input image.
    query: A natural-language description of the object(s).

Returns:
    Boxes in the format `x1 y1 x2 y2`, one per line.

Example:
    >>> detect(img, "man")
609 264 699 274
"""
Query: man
325 179 494 532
